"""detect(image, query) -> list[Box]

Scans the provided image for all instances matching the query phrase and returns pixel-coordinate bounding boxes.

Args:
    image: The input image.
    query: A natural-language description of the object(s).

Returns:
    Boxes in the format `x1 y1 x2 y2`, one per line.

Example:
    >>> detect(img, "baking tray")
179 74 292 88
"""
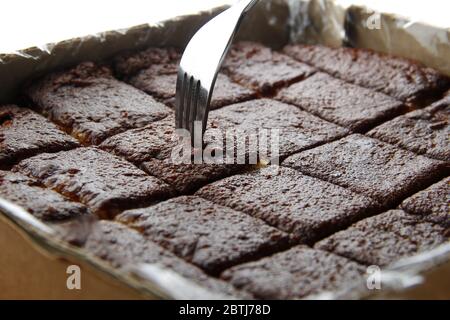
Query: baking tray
0 0 449 299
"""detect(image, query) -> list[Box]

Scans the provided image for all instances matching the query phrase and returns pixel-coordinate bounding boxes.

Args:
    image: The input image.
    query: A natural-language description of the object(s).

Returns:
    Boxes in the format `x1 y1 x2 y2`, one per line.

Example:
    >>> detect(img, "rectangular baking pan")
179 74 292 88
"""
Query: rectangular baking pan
0 0 449 299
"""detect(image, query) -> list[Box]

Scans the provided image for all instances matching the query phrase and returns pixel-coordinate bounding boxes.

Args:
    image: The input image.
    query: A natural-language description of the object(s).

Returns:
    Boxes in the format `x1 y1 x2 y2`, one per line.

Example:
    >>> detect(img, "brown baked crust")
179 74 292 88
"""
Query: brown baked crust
315 210 448 266
100 116 251 193
0 170 90 221
114 47 256 110
283 44 450 105
129 67 256 110
401 177 450 228
368 96 450 161
116 195 291 275
223 42 316 94
283 134 447 206
221 246 365 299
196 166 380 243
114 47 181 77
0 105 79 168
276 72 405 132
14 147 174 218
78 220 251 298
26 62 171 145
209 98 349 158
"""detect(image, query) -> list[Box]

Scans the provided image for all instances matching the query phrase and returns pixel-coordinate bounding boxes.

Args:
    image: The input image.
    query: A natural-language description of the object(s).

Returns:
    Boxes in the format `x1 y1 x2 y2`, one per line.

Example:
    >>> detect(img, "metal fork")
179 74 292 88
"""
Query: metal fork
175 0 259 145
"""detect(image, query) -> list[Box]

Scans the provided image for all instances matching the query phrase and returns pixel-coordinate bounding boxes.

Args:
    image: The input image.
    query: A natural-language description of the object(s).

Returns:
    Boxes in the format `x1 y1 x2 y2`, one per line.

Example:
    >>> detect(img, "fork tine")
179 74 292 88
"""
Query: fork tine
188 80 200 142
175 70 187 128
183 75 194 131
196 89 209 135
175 0 259 139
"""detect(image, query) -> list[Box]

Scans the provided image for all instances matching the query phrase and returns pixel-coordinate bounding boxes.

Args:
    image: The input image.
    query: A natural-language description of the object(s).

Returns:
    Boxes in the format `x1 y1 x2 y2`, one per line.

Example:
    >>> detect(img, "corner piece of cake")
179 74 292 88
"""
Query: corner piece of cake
283 45 450 105
0 105 79 168
0 170 90 221
315 209 449 267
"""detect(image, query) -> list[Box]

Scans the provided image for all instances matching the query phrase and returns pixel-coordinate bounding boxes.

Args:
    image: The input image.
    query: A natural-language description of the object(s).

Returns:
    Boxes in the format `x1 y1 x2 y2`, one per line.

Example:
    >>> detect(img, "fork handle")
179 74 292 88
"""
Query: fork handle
237 0 259 13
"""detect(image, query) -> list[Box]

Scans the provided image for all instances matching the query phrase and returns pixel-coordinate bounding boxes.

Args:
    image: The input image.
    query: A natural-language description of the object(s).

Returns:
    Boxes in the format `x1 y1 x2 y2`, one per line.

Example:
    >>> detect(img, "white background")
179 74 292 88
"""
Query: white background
0 0 448 53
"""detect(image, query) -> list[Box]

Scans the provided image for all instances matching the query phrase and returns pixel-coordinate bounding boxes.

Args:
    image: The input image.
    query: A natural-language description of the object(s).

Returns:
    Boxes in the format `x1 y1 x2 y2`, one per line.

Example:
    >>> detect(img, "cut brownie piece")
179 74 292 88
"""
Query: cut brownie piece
0 170 89 221
401 177 450 228
283 45 449 105
100 116 250 193
276 72 405 132
25 62 171 145
316 209 449 267
114 47 181 77
128 66 256 110
0 105 79 168
221 246 365 299
196 166 379 243
223 42 315 94
209 99 349 159
114 47 255 110
116 196 291 275
283 134 447 206
368 96 450 161
76 220 249 298
14 147 173 218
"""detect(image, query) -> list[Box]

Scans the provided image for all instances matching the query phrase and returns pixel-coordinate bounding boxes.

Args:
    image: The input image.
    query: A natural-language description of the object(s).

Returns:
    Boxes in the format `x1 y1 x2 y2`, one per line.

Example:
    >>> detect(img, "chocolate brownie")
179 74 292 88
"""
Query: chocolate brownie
316 210 448 267
401 177 450 228
129 66 256 110
14 147 173 218
368 95 450 161
116 196 291 275
0 170 89 221
283 134 447 206
114 47 181 77
221 246 365 299
209 99 349 159
196 166 379 243
26 62 171 145
114 47 255 109
276 72 405 132
283 45 449 105
78 220 250 298
100 116 250 193
0 105 79 168
223 42 315 94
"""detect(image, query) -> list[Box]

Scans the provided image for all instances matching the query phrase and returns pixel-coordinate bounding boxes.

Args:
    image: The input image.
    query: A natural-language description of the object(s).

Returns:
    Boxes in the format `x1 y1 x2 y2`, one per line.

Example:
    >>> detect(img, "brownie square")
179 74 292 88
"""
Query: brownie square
76 220 249 298
100 116 250 193
368 96 450 161
223 42 315 94
276 72 405 132
0 170 89 221
209 99 349 159
283 45 449 105
116 196 291 275
401 177 450 228
26 62 171 145
129 66 256 110
315 210 448 267
114 47 255 110
283 134 447 206
14 147 173 218
221 246 365 299
0 105 79 168
114 47 181 77
196 166 379 243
